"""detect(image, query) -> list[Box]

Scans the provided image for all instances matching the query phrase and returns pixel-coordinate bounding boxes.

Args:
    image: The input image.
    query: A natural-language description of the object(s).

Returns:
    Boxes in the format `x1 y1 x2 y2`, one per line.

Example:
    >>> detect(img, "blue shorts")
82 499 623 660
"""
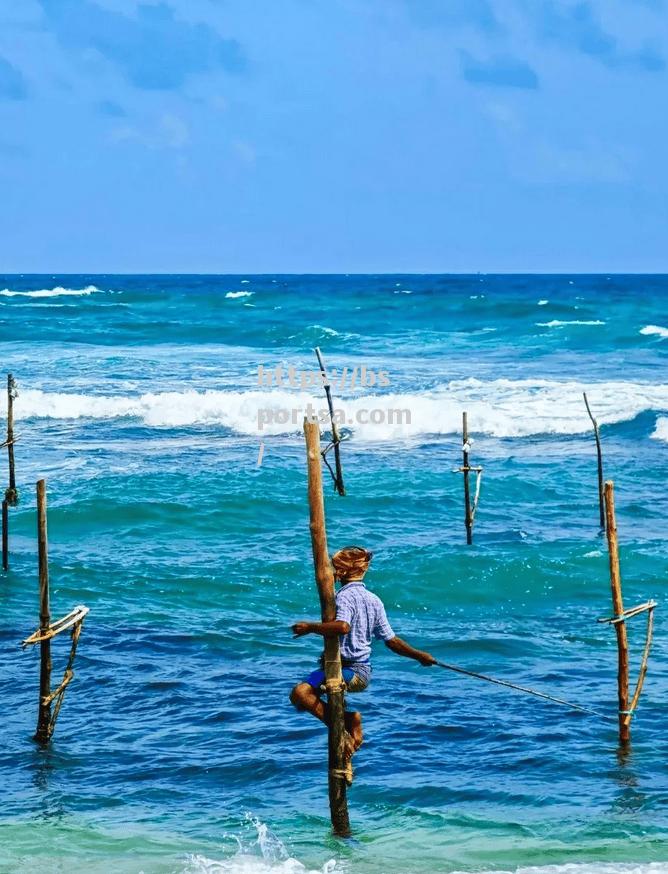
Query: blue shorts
305 667 368 693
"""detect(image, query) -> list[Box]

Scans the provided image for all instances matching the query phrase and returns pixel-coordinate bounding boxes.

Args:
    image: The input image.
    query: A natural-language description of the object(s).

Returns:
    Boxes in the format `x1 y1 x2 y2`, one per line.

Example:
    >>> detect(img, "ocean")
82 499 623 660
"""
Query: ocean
0 274 667 874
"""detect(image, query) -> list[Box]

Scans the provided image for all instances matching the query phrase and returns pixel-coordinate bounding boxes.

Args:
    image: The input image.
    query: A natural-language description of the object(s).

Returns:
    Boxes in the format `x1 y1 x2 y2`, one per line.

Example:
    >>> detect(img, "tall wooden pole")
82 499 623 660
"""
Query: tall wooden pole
463 412 473 545
604 481 630 744
304 420 350 836
35 479 52 745
6 374 17 506
583 393 605 530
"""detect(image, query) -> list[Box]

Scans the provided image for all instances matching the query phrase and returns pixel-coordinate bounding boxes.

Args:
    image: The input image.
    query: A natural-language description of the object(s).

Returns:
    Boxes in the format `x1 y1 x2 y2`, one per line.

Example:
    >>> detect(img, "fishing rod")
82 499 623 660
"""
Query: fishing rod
314 347 345 496
434 659 614 721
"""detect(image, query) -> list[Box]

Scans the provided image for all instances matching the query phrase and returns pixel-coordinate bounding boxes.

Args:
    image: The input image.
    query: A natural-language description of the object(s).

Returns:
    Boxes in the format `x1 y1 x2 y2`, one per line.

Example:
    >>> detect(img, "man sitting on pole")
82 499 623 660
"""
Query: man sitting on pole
290 546 436 759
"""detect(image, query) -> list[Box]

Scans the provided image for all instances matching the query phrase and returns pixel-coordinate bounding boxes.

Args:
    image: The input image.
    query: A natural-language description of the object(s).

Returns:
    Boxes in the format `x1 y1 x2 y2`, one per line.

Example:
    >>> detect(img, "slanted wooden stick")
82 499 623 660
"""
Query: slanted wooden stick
34 479 52 745
604 481 630 744
314 348 345 497
304 420 350 836
463 412 473 545
583 393 605 529
6 374 17 506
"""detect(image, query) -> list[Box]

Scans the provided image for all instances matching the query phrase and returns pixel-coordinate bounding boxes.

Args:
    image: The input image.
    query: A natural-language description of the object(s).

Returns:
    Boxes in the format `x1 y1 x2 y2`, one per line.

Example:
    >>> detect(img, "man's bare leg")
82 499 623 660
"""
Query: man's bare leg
290 683 363 758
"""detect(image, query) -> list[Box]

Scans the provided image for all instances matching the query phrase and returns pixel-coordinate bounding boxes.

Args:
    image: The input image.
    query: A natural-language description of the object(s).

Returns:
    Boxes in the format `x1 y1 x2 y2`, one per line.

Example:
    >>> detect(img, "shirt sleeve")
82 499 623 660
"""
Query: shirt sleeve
336 591 354 626
373 601 395 641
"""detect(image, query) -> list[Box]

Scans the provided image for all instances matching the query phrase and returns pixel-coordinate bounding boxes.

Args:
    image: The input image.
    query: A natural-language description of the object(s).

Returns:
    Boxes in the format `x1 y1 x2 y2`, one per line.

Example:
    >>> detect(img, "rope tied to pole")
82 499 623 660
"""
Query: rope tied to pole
23 604 89 740
46 617 86 735
324 678 347 695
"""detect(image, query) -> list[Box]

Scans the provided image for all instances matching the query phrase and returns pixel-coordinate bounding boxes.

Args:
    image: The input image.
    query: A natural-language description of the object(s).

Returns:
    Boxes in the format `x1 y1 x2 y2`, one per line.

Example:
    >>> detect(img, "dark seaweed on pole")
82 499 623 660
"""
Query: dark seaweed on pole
583 392 605 530
314 347 345 496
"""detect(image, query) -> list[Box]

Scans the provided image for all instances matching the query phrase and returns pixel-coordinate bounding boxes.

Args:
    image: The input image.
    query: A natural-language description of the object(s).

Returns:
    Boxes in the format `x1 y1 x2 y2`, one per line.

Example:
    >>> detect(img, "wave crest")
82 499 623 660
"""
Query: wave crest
6 378 668 439
0 285 101 299
640 324 668 339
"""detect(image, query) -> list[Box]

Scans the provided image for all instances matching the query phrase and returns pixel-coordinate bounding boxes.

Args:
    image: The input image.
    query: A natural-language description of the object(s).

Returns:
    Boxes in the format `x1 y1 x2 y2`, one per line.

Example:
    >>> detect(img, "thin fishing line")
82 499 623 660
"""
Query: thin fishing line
434 660 615 722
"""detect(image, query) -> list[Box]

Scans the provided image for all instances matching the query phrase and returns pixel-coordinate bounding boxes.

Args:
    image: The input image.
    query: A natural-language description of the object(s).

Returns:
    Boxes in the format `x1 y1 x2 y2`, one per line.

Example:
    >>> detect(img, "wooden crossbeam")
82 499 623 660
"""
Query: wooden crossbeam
22 605 90 647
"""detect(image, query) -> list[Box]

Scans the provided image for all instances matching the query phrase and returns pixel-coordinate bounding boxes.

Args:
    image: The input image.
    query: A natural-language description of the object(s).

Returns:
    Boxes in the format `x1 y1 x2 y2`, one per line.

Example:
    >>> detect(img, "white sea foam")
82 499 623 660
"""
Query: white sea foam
226 291 254 299
0 285 101 298
183 816 336 874
536 320 605 328
183 857 668 874
451 865 668 874
538 299 549 305
184 854 335 873
651 416 668 443
6 378 668 440
640 324 668 339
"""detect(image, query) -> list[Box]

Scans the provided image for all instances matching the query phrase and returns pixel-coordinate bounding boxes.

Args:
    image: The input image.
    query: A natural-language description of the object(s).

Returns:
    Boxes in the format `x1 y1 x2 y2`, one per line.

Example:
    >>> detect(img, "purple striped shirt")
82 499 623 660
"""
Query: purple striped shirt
335 582 395 680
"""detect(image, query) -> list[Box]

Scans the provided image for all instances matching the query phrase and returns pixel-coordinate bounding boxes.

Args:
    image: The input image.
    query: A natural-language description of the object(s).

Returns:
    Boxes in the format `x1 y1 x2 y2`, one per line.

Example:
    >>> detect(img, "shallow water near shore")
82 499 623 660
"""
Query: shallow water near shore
1 275 667 874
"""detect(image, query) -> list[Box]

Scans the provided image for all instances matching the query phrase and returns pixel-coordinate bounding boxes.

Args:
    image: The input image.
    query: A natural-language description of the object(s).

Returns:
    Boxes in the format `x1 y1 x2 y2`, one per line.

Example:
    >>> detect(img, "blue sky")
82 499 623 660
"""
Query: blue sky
1 0 666 272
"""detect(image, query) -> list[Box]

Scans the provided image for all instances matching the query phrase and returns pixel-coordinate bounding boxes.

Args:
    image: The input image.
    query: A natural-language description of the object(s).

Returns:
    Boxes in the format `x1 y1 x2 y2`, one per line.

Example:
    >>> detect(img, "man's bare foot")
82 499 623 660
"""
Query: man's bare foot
344 711 363 759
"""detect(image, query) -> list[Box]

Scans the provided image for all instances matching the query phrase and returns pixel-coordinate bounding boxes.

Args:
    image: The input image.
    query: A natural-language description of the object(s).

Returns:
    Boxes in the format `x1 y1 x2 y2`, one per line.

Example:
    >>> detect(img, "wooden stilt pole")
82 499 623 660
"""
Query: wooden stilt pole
35 479 52 745
604 481 630 744
304 420 351 837
2 498 7 571
6 374 17 506
583 393 605 530
463 412 473 545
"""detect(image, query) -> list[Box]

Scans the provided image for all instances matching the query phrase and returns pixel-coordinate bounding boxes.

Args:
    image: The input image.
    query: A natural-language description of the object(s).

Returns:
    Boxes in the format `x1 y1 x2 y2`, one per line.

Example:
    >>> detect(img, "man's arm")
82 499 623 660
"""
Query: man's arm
385 635 436 666
292 620 350 638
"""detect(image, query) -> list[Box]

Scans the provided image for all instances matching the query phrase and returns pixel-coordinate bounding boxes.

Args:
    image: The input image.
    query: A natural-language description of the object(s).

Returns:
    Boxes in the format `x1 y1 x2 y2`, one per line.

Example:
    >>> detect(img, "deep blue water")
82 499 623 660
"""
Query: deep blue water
0 275 667 874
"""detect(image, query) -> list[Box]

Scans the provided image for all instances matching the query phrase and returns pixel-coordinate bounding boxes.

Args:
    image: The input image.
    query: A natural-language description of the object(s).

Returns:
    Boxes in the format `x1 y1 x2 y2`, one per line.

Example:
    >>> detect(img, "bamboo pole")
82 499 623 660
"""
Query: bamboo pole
2 498 7 571
604 481 630 744
6 374 17 506
35 479 52 745
463 412 473 545
583 393 605 530
304 420 350 837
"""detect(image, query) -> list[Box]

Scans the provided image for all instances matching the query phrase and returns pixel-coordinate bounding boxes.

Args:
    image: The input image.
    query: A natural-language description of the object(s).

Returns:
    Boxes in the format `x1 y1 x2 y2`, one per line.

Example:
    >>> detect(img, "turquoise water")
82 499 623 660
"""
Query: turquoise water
1 275 667 874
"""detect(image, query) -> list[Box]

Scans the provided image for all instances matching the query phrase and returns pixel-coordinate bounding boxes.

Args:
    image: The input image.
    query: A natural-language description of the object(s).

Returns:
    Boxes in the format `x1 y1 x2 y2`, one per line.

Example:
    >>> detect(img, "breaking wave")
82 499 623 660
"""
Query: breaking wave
640 325 668 339
0 285 101 298
226 291 254 299
183 816 336 874
6 378 668 440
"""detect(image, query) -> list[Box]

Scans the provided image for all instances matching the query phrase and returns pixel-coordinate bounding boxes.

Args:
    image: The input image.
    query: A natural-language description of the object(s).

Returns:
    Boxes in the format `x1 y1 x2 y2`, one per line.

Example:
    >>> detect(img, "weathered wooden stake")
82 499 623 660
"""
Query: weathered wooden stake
304 420 350 837
604 481 630 744
583 392 605 530
463 412 473 545
35 479 52 745
2 498 7 571
6 374 18 506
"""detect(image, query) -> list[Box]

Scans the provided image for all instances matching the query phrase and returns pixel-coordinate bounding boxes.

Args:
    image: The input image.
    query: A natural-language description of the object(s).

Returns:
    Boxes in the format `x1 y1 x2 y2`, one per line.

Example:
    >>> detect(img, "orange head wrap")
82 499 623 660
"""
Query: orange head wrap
331 546 373 581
